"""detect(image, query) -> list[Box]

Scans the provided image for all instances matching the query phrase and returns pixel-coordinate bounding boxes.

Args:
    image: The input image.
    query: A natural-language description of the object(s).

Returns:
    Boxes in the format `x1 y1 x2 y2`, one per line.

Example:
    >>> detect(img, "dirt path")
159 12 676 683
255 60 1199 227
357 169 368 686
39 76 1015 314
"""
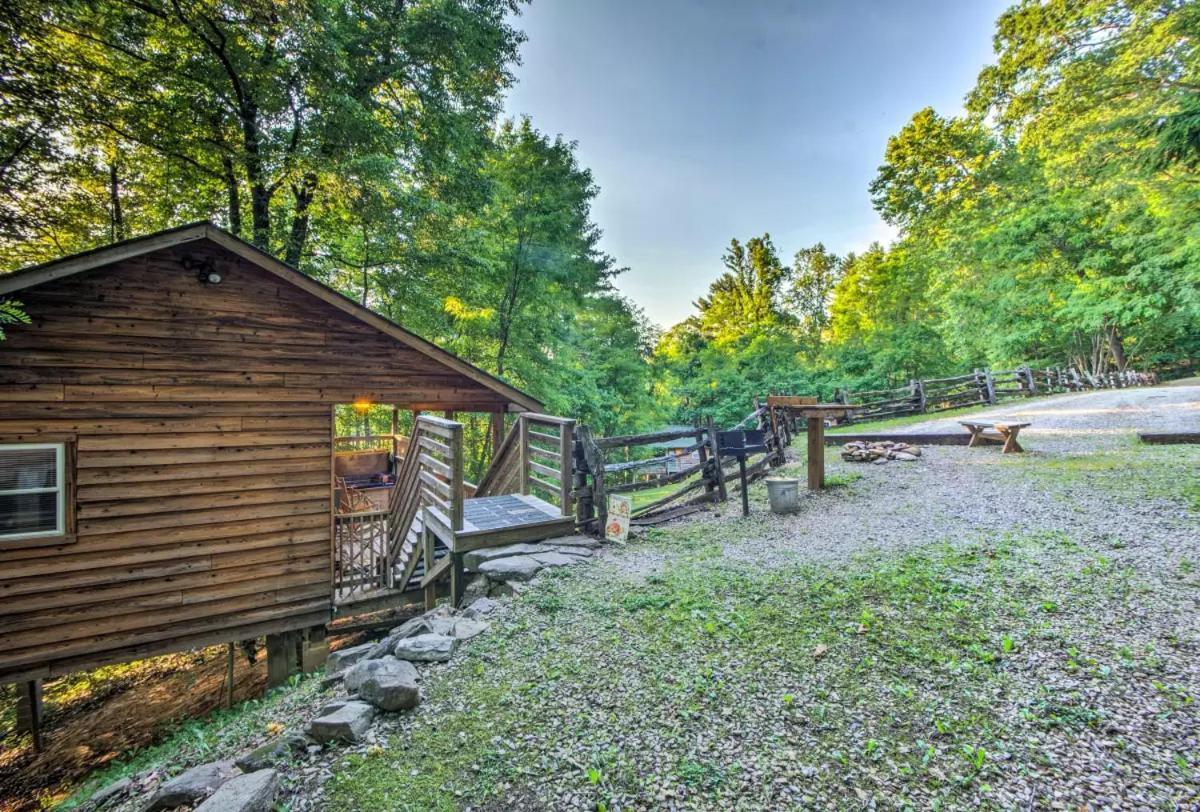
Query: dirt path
901 384 1199 439
0 650 269 812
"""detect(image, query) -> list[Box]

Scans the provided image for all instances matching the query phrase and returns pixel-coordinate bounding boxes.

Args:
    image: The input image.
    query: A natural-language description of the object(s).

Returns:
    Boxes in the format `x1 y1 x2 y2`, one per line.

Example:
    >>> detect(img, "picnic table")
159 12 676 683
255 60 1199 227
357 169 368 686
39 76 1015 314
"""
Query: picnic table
799 404 856 489
959 420 1030 453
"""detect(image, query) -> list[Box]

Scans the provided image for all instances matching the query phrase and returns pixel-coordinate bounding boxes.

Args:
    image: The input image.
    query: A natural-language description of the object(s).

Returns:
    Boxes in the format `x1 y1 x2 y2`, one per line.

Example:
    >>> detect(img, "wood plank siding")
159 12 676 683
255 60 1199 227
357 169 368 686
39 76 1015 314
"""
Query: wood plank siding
0 236 522 683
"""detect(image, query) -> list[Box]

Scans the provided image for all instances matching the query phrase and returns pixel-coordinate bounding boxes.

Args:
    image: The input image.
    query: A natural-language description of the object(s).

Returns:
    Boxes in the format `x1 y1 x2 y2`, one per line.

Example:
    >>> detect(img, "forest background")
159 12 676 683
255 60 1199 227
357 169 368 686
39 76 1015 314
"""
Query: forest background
1 0 1196 472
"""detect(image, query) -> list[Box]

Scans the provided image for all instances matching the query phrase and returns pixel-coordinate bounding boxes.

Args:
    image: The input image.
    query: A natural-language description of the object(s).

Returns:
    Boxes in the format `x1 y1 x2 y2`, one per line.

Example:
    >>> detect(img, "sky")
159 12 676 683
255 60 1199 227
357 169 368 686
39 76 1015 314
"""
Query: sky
502 0 1012 328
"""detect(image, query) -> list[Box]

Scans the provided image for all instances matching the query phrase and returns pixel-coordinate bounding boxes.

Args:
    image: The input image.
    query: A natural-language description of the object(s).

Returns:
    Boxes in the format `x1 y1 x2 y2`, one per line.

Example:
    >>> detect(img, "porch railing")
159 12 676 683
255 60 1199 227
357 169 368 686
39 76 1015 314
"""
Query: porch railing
332 412 574 606
332 508 390 604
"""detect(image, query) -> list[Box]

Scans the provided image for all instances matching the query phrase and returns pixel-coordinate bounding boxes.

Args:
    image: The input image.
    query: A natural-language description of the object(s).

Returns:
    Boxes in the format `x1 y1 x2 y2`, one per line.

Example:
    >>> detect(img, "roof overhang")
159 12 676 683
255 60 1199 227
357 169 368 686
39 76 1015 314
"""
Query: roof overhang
0 222 543 412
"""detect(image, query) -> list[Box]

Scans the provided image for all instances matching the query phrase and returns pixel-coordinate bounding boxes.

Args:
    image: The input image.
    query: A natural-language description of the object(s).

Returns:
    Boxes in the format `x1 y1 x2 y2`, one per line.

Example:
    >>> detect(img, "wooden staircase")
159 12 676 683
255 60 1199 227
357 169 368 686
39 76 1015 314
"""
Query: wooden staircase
333 413 575 611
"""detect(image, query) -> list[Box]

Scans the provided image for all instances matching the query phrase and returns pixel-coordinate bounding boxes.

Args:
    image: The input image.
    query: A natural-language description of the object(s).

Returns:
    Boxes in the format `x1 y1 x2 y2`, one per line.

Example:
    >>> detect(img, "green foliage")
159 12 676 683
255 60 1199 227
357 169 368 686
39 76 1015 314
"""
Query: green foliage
0 297 29 340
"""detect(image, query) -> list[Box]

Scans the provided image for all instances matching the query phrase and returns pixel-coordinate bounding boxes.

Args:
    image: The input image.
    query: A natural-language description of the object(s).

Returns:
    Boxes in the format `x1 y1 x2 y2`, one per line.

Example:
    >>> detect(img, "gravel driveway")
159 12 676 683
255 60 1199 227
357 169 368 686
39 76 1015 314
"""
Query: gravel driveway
312 388 1199 810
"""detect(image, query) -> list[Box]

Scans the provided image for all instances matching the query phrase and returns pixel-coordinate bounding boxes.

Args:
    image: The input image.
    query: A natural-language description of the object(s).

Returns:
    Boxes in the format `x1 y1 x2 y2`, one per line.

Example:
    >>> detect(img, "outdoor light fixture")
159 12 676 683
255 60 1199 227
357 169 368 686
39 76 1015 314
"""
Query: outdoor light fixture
181 255 223 285
352 399 373 414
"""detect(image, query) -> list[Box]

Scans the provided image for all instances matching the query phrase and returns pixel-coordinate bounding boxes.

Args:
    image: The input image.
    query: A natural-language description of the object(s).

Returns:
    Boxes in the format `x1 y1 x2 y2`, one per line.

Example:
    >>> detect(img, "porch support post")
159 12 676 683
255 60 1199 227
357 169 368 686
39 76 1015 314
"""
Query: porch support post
266 631 301 688
16 679 43 751
300 625 328 673
490 411 504 457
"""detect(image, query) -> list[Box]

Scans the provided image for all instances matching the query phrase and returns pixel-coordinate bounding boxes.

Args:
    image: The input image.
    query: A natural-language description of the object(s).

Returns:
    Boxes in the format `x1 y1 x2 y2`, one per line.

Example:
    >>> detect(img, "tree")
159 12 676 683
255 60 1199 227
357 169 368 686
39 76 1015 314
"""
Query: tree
787 243 843 360
695 235 789 340
0 0 525 268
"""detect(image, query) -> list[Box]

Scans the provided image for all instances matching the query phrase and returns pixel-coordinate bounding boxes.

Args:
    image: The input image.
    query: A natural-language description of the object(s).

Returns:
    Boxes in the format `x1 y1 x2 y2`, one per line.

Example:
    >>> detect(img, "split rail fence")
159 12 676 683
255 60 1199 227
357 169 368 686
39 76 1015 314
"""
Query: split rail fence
832 365 1156 424
573 403 792 531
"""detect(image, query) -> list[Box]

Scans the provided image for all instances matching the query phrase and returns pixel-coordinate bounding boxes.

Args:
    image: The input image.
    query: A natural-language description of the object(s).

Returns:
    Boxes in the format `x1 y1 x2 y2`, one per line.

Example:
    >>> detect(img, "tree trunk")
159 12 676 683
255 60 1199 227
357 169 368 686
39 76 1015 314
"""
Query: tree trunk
239 103 271 249
223 157 242 237
284 173 318 267
108 162 124 243
1106 323 1127 371
250 183 271 250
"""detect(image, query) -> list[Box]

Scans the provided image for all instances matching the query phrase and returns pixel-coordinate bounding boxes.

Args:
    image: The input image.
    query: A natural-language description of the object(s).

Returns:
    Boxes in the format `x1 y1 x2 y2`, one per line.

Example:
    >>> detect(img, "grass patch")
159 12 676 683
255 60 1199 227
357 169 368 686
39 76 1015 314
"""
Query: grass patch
1022 445 1200 510
324 529 1161 810
628 480 697 510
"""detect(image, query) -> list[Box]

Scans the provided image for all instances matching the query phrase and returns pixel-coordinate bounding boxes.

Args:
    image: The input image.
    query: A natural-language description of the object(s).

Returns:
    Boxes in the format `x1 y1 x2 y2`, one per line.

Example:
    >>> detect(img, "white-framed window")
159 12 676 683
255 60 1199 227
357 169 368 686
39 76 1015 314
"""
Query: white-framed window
0 443 66 540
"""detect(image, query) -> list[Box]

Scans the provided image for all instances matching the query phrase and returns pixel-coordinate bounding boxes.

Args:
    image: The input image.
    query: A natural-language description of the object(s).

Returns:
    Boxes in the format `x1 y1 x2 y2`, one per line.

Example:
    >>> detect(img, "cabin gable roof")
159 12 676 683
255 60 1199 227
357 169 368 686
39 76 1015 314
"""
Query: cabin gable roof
0 222 542 412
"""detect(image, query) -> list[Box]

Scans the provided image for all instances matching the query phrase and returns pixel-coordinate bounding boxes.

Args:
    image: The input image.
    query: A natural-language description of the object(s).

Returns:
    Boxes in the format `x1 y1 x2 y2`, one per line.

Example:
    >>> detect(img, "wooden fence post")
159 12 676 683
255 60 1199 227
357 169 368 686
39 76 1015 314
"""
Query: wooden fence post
573 428 593 530
558 419 575 517
704 416 728 502
912 379 927 413
696 421 713 498
835 389 853 424
579 427 608 536
983 369 997 404
448 421 464 532
518 416 530 496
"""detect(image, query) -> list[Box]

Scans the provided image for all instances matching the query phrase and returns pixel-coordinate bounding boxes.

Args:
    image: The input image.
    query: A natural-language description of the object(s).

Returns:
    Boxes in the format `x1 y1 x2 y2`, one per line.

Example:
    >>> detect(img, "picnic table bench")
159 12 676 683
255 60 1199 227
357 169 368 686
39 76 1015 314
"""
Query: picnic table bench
959 420 1030 453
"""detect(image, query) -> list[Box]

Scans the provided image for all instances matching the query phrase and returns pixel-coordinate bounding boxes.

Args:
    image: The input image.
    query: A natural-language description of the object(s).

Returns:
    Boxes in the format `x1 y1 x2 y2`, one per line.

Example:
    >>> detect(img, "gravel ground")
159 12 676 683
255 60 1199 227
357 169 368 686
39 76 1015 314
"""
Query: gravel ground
899 385 1200 442
89 387 1200 811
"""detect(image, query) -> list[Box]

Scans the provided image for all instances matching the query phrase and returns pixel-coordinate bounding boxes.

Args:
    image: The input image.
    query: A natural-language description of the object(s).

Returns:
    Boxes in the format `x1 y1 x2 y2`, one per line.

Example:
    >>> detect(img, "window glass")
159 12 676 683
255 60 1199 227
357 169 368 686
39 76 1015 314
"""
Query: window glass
0 445 64 539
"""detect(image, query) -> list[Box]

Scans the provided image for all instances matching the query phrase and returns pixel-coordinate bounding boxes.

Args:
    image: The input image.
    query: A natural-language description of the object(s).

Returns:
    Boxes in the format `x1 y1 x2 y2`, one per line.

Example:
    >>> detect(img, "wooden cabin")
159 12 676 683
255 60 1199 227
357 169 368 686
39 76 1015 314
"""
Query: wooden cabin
0 222 576 700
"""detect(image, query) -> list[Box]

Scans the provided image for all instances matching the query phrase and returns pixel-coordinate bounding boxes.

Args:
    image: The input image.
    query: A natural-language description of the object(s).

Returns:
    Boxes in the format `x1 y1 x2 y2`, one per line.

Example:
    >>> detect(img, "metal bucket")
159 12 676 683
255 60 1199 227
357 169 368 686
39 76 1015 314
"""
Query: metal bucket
765 477 802 514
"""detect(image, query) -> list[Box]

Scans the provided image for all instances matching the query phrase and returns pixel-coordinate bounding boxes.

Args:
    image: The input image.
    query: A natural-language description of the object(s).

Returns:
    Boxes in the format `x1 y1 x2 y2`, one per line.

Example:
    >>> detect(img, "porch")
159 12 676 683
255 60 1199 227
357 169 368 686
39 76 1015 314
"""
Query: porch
331 413 576 612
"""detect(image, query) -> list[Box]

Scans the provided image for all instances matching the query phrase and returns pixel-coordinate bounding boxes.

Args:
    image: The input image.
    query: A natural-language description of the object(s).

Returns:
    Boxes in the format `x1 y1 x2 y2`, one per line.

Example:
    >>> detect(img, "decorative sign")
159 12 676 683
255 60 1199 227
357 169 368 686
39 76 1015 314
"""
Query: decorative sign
606 494 632 543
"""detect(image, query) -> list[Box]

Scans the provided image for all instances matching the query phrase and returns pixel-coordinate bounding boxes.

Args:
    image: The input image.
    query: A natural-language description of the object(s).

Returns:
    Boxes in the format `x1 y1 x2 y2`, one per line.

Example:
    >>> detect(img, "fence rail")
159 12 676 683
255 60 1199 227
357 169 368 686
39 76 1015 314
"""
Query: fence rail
574 404 791 530
834 365 1155 424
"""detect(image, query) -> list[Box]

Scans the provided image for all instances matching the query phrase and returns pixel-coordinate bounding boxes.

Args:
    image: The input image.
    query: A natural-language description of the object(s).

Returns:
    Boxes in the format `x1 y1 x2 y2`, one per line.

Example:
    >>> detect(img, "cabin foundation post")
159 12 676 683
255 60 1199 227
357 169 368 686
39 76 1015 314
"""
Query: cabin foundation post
300 625 329 673
450 553 466 607
15 680 44 751
265 631 302 688
225 643 235 708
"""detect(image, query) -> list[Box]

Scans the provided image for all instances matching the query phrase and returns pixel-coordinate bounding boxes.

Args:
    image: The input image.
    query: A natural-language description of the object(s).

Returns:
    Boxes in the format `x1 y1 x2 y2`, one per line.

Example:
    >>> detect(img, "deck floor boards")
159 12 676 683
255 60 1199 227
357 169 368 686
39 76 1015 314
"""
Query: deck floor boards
461 493 560 533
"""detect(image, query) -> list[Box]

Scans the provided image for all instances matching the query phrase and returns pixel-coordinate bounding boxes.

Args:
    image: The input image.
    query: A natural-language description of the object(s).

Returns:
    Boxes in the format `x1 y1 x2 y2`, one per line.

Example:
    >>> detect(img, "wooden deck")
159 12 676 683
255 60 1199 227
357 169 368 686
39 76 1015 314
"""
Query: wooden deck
332 413 577 612
457 494 575 548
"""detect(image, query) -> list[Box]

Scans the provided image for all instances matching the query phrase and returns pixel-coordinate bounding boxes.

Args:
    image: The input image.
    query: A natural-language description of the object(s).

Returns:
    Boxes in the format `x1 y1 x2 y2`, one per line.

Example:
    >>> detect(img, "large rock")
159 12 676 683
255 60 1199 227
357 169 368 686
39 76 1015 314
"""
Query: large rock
193 769 278 812
359 663 421 711
545 535 600 550
476 555 543 582
235 730 309 772
463 543 543 571
306 701 376 744
393 633 458 663
463 597 499 619
530 551 585 568
345 656 413 694
87 777 132 809
425 616 459 637
451 618 490 640
145 761 236 810
326 642 374 674
365 613 441 659
546 544 593 559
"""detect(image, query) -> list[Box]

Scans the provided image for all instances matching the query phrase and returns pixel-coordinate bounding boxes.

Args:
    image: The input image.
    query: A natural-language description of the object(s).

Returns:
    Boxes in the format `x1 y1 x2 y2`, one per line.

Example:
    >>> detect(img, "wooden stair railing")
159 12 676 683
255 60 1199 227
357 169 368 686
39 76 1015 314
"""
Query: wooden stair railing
475 413 575 516
474 417 521 497
519 413 576 517
385 416 464 593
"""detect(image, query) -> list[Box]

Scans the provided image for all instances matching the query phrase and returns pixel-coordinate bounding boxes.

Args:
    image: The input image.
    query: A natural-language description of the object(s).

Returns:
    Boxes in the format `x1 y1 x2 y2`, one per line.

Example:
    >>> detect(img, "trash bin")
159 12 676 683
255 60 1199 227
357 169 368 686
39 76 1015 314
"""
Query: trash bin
765 477 802 514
